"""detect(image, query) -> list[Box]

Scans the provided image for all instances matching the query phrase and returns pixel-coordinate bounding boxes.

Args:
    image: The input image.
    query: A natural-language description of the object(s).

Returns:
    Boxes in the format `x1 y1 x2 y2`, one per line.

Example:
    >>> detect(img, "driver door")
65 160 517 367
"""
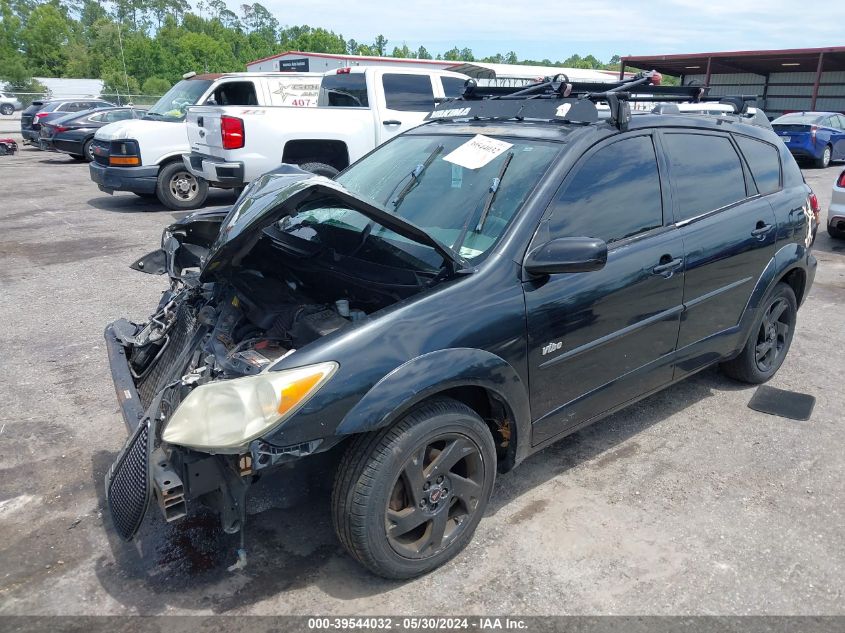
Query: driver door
524 133 685 444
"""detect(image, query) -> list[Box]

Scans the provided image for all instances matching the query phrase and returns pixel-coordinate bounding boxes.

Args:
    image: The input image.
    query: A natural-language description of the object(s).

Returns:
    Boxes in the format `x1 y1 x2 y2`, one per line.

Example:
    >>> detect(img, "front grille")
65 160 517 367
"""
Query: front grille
106 421 151 540
92 139 110 166
135 302 198 410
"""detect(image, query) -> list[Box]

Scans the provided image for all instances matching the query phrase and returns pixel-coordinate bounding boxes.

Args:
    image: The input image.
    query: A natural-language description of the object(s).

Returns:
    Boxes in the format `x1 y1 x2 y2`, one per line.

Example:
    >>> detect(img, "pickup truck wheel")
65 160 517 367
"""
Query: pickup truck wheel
332 398 496 579
156 162 208 210
720 282 797 383
299 161 339 179
0 104 13 116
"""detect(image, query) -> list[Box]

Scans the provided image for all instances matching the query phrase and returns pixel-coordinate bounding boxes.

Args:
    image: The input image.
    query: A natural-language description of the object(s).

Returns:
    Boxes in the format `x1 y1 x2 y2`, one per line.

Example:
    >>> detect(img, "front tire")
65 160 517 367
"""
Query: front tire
720 282 797 383
814 145 832 169
155 161 208 210
828 224 845 240
0 104 13 116
332 398 496 579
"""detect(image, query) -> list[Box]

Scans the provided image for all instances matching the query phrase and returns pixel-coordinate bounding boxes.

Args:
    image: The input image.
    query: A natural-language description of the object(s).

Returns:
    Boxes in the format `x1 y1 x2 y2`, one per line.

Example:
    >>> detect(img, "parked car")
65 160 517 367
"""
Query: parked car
829 167 845 239
103 75 816 580
771 111 845 168
21 98 114 146
40 107 146 161
0 138 18 155
89 72 321 209
182 67 471 201
0 92 23 115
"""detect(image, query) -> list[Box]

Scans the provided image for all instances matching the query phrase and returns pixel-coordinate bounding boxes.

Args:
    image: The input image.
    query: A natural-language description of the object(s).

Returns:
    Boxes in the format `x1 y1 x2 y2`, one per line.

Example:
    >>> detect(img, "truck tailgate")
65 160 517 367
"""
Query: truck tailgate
186 106 226 157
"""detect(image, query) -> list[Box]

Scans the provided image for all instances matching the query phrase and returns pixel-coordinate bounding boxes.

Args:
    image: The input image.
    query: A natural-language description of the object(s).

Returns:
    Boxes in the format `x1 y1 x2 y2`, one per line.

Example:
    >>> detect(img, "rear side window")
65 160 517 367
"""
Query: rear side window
550 135 663 243
441 77 467 98
382 74 435 112
735 136 781 195
662 133 747 221
319 73 369 107
103 109 133 122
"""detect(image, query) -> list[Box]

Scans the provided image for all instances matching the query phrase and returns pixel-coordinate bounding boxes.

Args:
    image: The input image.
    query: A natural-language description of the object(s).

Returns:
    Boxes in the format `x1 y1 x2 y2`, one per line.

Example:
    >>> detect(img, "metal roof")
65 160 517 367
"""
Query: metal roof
622 46 845 76
445 62 623 82
247 50 449 67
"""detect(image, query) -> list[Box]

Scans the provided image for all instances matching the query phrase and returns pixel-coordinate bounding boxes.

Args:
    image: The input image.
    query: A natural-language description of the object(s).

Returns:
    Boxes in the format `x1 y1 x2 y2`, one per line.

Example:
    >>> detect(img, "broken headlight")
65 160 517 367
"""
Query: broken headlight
162 361 338 452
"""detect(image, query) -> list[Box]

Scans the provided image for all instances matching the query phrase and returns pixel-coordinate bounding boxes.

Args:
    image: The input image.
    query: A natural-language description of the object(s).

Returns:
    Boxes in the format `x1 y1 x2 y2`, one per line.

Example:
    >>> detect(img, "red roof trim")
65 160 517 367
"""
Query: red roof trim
622 46 845 63
247 50 450 68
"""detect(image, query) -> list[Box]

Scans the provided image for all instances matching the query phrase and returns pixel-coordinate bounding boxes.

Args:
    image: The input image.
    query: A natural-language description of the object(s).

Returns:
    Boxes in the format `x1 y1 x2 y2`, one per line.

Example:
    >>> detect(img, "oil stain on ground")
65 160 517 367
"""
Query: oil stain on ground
0 237 135 266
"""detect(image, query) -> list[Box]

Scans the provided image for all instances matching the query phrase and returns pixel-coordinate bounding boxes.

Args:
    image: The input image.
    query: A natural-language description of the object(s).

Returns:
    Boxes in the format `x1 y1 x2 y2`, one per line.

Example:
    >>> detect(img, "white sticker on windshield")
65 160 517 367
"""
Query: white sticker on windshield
443 134 513 170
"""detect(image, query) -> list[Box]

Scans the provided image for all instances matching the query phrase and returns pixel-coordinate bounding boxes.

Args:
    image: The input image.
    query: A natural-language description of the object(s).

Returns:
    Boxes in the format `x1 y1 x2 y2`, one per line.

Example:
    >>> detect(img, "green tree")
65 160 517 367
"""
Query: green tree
21 4 72 75
373 34 387 56
142 76 171 96
416 45 431 60
101 68 139 104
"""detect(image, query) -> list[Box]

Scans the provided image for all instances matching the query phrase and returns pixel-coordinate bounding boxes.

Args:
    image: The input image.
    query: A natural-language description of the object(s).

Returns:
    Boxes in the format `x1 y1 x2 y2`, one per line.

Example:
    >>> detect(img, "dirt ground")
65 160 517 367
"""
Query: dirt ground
0 144 843 615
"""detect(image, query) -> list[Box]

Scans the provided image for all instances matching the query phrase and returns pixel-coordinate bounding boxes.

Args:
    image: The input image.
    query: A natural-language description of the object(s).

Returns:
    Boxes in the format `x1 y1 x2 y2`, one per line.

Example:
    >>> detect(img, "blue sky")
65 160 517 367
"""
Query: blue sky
260 0 844 62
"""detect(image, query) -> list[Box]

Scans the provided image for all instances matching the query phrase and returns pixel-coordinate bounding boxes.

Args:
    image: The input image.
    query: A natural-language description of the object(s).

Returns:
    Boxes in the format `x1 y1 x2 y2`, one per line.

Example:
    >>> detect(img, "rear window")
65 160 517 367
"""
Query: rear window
319 73 369 108
662 133 748 221
735 135 781 195
773 113 821 126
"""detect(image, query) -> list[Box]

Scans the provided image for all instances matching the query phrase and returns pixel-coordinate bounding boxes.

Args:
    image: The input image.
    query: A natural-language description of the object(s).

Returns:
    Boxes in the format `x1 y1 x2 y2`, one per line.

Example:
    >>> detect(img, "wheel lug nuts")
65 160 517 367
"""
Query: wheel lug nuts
423 482 430 490
436 475 443 484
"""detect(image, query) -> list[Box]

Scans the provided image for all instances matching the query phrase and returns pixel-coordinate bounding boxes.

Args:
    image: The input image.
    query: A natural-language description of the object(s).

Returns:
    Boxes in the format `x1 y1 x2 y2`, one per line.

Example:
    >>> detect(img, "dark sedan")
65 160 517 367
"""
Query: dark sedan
41 107 146 161
21 98 114 146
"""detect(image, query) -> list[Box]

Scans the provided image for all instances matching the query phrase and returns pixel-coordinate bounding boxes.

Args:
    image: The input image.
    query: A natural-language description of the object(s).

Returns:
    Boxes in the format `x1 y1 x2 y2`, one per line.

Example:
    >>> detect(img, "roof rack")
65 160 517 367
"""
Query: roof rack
426 71 762 130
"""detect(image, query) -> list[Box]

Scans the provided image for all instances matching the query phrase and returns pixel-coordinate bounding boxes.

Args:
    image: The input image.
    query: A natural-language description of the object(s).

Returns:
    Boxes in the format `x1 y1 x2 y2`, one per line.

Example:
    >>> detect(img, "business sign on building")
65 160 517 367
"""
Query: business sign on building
280 58 310 72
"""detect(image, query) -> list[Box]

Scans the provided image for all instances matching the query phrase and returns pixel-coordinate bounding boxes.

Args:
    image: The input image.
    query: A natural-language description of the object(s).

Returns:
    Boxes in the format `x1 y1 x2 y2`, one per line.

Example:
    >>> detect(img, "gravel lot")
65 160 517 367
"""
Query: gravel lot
0 144 843 616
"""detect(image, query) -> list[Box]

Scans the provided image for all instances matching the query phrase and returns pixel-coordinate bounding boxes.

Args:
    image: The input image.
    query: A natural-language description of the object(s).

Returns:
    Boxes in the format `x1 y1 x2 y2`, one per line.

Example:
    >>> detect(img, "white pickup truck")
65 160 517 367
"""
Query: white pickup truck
88 71 321 209
182 67 468 192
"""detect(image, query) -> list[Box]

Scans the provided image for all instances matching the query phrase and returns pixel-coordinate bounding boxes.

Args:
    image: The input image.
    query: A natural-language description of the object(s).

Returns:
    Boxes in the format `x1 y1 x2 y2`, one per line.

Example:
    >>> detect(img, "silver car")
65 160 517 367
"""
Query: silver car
830 168 845 239
0 92 23 116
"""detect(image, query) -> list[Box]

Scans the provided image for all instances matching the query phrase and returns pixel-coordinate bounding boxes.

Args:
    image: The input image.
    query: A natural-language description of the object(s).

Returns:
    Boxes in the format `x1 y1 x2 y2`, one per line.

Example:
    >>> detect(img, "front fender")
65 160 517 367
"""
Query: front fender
336 348 532 469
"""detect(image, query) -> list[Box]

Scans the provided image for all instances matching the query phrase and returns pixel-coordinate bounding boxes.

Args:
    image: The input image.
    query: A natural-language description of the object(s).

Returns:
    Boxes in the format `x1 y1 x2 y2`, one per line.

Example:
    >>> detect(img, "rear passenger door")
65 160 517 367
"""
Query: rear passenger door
660 130 778 378
376 73 436 144
525 132 685 444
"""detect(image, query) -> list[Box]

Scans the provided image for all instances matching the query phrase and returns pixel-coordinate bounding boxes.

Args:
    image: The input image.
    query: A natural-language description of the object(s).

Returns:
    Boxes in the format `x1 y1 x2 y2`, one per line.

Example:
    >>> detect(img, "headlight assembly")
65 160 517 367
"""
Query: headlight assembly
162 361 338 452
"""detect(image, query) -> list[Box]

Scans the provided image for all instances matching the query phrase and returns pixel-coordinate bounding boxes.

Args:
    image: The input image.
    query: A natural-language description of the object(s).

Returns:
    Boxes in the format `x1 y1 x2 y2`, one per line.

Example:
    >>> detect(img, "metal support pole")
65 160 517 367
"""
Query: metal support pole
811 52 824 110
704 57 712 88
619 61 626 81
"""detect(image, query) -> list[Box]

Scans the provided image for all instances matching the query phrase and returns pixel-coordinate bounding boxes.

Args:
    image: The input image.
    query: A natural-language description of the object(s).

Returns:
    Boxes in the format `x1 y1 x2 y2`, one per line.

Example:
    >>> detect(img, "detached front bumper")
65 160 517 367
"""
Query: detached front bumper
90 162 159 194
183 152 244 187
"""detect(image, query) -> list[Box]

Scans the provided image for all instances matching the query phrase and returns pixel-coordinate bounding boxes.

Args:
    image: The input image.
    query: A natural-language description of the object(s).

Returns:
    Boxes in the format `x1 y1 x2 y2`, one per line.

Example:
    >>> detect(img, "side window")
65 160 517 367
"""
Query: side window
549 135 663 243
834 115 845 130
319 73 369 107
735 136 781 195
441 77 467 98
382 74 435 112
86 112 105 122
662 133 747 221
213 81 258 106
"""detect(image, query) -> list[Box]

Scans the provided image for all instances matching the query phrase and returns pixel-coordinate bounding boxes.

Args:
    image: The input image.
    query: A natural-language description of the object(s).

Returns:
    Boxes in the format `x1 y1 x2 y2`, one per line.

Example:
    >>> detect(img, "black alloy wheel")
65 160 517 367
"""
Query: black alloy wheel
754 296 792 373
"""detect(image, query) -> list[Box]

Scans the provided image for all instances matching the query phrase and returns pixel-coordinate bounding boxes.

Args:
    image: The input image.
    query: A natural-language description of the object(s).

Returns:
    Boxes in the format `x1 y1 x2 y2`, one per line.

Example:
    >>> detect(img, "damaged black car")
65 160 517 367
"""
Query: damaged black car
105 76 816 579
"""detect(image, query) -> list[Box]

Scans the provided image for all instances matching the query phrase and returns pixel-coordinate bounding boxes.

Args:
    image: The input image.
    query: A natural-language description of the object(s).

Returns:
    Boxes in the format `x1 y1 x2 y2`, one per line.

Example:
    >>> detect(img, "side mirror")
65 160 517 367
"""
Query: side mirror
524 237 607 276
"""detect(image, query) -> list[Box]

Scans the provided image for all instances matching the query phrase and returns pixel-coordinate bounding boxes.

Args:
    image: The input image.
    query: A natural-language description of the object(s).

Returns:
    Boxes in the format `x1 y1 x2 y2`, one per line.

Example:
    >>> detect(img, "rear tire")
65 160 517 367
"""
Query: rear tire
299 161 339 179
0 104 13 116
332 398 496 579
828 224 845 240
720 282 797 384
814 145 832 169
155 161 208 210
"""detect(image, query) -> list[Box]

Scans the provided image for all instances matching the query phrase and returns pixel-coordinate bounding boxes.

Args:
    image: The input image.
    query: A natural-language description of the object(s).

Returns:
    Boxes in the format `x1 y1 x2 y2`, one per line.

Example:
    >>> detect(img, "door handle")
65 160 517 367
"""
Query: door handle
382 120 402 125
652 256 683 277
751 221 773 238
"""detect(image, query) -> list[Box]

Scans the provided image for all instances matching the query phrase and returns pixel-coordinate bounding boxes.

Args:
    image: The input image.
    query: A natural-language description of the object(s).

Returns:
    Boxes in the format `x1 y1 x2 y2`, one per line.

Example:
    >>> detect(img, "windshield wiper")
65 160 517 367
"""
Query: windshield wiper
476 152 513 232
390 144 444 209
453 152 514 253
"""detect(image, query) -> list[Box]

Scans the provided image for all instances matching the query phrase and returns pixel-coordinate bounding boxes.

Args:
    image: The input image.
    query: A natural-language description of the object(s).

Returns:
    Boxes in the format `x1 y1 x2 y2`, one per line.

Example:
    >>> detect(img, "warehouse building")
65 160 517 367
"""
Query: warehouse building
621 46 845 118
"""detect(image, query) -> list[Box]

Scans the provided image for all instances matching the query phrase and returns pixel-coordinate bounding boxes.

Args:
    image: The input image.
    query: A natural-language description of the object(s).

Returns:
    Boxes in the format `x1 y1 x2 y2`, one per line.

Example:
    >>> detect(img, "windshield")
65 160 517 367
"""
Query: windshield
307 133 561 267
145 79 212 121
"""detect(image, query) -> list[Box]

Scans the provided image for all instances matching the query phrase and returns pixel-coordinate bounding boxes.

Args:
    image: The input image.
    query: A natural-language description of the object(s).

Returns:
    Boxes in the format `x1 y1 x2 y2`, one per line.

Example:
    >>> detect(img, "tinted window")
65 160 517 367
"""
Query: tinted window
86 112 105 122
832 115 845 130
736 136 781 195
662 133 747 221
103 109 133 122
441 77 467 98
772 113 822 125
382 74 434 111
319 73 369 107
550 135 663 243
213 81 257 106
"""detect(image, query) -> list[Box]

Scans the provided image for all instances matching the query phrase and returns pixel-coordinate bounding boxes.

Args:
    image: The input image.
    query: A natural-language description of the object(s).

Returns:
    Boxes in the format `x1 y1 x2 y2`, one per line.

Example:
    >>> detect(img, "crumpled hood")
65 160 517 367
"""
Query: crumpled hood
94 118 177 141
199 165 466 281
